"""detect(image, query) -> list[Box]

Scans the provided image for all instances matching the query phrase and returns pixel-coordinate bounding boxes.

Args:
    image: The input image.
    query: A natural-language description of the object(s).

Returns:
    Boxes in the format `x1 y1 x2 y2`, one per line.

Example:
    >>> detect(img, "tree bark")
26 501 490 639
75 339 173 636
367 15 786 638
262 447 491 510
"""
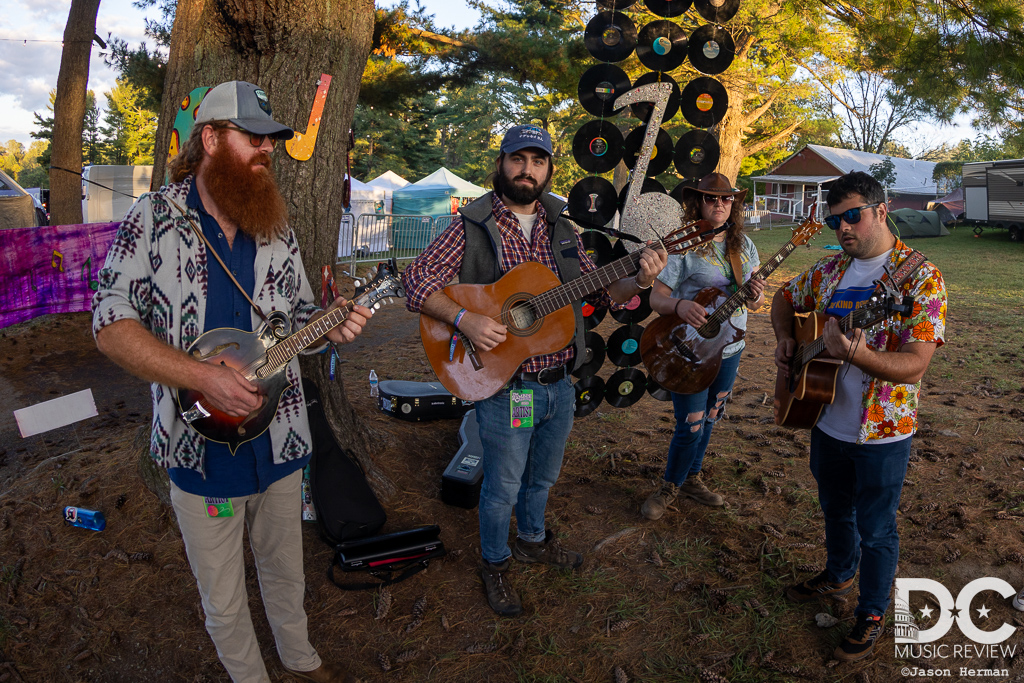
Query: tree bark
49 0 101 226
155 0 394 498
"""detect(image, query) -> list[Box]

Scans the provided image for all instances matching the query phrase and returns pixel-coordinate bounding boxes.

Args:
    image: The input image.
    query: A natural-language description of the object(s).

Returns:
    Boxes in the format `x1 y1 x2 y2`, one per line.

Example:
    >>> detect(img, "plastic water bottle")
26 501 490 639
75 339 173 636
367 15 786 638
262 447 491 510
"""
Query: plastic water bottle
369 369 379 398
63 506 106 531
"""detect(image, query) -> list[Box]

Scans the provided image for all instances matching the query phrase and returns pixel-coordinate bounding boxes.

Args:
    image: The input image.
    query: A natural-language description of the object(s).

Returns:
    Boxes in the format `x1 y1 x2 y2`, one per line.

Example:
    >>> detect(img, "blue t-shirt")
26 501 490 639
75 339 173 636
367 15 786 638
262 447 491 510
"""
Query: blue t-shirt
168 183 309 497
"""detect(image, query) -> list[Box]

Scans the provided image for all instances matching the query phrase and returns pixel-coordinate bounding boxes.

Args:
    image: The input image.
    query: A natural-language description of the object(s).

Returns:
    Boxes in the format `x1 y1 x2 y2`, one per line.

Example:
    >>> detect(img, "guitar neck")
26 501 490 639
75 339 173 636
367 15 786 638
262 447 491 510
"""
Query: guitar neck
529 249 647 317
797 307 863 365
264 304 353 372
701 238 800 331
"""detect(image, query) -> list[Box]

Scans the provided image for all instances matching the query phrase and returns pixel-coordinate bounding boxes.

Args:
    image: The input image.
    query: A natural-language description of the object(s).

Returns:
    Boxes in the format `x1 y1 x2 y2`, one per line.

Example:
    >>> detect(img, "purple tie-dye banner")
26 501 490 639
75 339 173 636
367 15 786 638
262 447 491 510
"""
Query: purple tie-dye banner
0 222 120 329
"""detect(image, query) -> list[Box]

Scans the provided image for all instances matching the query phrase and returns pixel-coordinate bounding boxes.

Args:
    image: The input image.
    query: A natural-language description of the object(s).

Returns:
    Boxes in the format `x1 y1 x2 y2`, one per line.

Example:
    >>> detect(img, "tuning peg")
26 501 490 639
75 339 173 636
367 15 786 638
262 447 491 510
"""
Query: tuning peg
373 303 381 310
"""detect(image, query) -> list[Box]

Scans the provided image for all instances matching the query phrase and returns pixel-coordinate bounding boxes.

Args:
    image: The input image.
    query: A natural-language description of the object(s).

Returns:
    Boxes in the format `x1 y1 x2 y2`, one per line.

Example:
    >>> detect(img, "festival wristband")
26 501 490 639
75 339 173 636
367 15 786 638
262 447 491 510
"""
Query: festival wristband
453 308 468 329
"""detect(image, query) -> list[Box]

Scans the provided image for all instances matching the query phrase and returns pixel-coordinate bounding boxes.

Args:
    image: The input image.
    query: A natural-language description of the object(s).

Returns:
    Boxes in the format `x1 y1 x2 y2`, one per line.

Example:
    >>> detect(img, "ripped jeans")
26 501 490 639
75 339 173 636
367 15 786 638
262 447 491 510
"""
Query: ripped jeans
663 351 742 486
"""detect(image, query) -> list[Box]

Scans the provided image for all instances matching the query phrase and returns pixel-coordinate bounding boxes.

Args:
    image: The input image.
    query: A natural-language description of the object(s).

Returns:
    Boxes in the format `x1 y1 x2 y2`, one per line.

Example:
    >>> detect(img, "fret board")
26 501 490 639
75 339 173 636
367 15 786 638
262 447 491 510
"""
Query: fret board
260 305 353 377
530 250 644 317
701 238 799 331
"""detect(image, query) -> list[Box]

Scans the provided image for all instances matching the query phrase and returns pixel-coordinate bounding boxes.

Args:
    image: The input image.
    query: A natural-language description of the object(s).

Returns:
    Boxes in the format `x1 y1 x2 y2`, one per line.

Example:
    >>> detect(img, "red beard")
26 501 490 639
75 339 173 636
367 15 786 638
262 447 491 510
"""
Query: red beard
202 140 289 241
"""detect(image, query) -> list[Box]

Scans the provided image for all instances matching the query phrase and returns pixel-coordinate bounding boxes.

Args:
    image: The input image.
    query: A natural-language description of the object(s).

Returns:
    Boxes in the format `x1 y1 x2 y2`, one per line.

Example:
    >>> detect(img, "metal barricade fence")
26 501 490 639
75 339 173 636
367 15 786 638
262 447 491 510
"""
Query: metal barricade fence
338 213 451 273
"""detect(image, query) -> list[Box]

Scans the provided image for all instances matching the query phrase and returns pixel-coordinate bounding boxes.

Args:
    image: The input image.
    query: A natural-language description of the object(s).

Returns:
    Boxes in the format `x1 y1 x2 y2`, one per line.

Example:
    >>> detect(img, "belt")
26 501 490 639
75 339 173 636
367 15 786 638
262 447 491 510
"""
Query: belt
517 365 568 385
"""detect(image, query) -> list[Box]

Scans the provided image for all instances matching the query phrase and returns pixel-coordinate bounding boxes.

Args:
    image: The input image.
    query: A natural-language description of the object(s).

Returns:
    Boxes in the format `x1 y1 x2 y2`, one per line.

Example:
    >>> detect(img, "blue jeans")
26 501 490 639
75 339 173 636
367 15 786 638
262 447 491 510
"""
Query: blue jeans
663 351 742 485
475 376 575 565
810 427 911 618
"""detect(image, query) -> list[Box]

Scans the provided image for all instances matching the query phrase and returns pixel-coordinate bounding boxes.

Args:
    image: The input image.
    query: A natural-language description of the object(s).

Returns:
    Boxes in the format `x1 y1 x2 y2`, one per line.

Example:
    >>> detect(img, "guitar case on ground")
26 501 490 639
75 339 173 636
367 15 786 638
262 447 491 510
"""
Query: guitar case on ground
441 409 484 509
304 378 386 546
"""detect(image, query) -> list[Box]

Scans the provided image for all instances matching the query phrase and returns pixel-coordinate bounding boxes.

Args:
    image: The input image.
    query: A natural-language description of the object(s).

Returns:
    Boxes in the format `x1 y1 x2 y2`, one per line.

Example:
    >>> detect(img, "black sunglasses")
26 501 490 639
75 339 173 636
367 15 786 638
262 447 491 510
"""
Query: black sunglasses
223 124 277 148
824 202 881 230
701 194 735 205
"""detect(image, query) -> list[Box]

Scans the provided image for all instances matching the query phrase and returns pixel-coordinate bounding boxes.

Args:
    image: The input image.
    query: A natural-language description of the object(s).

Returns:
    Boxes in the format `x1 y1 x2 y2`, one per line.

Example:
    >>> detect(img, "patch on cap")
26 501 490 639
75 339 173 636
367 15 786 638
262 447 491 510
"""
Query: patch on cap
254 89 271 115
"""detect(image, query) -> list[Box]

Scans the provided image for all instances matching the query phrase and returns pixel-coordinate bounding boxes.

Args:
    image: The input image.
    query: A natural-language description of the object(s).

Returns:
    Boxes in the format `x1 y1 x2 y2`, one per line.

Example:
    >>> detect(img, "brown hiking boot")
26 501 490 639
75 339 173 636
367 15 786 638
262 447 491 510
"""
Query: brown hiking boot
479 560 522 616
641 481 679 520
785 570 855 603
678 472 724 507
512 529 583 569
834 613 883 661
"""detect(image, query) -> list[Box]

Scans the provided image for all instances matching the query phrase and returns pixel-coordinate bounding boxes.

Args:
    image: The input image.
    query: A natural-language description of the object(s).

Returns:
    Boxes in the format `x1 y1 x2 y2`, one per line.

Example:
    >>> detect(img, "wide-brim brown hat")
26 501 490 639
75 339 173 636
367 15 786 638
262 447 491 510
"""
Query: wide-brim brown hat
682 172 748 205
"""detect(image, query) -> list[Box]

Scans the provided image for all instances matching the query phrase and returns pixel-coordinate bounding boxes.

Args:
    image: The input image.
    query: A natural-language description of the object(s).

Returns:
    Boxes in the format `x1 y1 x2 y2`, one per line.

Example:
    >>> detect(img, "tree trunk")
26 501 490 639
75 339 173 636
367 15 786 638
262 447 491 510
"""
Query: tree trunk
49 0 100 226
156 0 394 499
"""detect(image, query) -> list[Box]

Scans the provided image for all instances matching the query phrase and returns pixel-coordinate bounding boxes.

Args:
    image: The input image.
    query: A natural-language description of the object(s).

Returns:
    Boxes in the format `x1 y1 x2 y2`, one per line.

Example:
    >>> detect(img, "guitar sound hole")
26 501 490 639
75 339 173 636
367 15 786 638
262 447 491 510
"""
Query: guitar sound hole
700 321 721 339
508 305 536 331
503 296 542 337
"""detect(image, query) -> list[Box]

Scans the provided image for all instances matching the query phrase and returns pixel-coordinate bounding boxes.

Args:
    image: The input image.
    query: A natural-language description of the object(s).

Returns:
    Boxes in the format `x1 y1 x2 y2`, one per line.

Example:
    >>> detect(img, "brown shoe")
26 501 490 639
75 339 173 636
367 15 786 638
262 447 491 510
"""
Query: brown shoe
641 481 678 520
283 661 362 683
512 529 583 569
834 613 883 661
784 570 855 603
678 472 724 506
479 559 523 616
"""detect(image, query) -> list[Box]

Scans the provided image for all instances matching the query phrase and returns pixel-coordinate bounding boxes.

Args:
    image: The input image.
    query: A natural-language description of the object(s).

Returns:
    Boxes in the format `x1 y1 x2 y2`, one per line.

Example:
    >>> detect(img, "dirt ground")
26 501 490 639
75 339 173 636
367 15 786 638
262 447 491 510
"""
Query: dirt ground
0 277 1022 682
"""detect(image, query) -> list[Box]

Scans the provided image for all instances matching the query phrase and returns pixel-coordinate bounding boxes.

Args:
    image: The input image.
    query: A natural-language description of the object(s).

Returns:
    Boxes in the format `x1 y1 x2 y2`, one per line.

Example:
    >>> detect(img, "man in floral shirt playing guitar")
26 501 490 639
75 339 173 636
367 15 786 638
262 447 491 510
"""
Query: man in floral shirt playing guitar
771 171 946 662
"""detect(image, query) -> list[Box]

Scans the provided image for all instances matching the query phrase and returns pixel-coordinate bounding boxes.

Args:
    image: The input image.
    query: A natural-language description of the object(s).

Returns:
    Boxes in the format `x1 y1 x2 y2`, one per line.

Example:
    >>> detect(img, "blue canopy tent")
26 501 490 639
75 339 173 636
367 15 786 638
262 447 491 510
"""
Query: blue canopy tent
391 168 487 248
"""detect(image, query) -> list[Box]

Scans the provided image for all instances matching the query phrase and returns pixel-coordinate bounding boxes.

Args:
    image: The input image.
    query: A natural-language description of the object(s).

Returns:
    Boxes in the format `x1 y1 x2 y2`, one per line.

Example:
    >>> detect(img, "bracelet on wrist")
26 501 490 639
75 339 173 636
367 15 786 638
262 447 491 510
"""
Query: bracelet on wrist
453 308 468 329
674 299 684 318
634 274 652 290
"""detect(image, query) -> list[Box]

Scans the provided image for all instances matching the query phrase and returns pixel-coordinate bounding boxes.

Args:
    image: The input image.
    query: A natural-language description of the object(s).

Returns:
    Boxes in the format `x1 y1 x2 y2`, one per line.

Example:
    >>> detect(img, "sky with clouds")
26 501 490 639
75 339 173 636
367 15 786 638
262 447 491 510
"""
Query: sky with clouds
0 0 979 156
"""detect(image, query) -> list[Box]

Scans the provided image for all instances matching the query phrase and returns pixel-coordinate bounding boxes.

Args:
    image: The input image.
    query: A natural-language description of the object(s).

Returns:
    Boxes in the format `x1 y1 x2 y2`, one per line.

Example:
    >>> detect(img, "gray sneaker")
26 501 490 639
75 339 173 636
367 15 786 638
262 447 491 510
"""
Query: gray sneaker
479 560 522 616
678 472 724 507
641 481 679 520
512 529 582 569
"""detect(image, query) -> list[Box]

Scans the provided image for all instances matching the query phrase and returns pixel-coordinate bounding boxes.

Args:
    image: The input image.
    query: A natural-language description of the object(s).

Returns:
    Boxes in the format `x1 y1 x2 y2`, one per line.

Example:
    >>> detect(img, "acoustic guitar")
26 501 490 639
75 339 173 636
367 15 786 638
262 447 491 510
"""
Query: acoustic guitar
774 290 913 429
640 211 824 395
419 221 724 401
175 260 404 453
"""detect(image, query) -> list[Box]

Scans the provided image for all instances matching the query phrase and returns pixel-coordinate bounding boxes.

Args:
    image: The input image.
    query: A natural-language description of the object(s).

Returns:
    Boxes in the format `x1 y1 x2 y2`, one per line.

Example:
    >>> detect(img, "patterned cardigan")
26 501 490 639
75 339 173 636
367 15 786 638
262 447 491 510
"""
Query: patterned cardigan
92 176 323 474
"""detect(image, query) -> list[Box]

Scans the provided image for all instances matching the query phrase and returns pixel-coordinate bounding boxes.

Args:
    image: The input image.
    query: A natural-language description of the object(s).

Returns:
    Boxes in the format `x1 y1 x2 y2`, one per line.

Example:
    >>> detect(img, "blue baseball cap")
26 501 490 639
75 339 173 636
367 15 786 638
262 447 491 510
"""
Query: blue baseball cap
500 124 553 156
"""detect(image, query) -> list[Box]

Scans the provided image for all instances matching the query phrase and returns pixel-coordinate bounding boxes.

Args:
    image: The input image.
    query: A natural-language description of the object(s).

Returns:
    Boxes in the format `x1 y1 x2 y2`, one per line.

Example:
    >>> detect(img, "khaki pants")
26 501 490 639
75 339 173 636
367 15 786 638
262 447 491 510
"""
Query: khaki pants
170 470 320 683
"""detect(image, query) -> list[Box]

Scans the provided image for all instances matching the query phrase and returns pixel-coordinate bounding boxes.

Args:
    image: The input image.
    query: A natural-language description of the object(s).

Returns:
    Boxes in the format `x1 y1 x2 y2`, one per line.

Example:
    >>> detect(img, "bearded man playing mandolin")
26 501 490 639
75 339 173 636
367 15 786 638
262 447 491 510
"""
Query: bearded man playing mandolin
403 124 666 617
93 81 368 683
771 171 946 663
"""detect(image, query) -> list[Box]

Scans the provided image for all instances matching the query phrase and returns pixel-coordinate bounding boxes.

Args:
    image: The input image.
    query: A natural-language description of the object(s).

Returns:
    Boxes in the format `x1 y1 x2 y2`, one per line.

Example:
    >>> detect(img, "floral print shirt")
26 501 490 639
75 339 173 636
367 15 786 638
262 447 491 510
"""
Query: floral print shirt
781 239 947 443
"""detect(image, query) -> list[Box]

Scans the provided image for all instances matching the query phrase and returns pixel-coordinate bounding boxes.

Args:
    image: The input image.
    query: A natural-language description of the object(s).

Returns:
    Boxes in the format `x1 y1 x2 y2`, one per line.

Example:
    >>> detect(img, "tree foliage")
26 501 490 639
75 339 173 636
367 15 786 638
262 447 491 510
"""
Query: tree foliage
868 156 897 186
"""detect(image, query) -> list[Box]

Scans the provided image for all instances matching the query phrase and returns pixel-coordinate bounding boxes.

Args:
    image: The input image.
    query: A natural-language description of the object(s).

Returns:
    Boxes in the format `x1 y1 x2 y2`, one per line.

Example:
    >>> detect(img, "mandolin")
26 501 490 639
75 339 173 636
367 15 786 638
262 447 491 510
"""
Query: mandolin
640 210 824 395
175 260 404 453
419 220 724 402
774 289 913 429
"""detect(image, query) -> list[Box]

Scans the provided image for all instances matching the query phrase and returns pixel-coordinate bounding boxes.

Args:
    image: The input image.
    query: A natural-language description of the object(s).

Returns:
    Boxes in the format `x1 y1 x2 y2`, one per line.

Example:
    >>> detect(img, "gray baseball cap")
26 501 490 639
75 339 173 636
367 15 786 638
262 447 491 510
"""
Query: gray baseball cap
194 81 294 139
500 124 553 155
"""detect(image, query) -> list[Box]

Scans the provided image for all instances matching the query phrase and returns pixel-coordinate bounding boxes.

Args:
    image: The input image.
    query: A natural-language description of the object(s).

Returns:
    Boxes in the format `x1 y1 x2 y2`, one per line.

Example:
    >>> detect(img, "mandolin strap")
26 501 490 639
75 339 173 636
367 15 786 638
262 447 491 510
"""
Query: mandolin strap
167 197 274 328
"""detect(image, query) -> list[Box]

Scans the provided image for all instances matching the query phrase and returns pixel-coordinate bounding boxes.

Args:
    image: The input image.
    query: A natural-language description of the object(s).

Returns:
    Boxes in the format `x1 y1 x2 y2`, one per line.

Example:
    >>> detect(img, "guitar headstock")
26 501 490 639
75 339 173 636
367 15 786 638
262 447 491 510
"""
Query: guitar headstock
792 202 824 247
353 258 405 310
850 292 915 330
662 219 727 256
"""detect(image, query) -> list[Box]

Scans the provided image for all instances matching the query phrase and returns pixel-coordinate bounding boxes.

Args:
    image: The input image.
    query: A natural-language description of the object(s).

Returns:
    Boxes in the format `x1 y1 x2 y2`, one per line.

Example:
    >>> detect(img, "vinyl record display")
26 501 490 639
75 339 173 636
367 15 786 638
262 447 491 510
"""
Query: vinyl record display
637 20 688 72
607 323 646 367
645 0 692 17
694 0 740 23
573 330 608 379
675 129 721 178
618 178 667 211
605 367 647 408
669 178 698 205
570 178 619 229
582 301 608 331
611 238 630 261
573 120 624 174
580 229 614 267
611 287 653 324
574 375 606 418
578 64 632 118
629 72 681 125
598 0 638 9
623 126 674 177
680 77 729 128
647 375 672 401
585 12 638 63
688 25 735 75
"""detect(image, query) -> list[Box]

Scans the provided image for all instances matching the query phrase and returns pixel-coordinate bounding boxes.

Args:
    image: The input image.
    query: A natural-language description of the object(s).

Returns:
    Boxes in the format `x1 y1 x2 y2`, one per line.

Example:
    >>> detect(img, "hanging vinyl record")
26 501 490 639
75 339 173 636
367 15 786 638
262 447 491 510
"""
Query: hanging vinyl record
570 178 619 229
605 367 647 408
574 375 606 418
580 229 614 267
607 323 646 367
681 77 728 128
573 330 608 379
645 0 692 17
617 178 667 212
637 20 688 72
688 24 735 75
585 12 638 63
582 301 608 331
598 0 638 9
675 129 721 178
611 287 653 324
694 0 740 23
573 121 624 175
647 375 672 401
578 64 631 118
629 72 681 125
623 126 674 177
669 178 698 205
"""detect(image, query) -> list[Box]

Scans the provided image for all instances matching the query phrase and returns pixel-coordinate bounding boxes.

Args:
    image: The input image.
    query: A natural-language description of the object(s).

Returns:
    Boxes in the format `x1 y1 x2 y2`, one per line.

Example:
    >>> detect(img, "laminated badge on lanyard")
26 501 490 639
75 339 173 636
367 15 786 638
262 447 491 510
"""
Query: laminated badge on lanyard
321 266 342 380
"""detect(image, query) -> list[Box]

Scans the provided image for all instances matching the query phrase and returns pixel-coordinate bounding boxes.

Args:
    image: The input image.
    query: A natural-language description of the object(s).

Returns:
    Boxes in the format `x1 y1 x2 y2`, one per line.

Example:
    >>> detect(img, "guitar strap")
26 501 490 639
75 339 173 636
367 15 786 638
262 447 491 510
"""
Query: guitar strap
727 245 746 295
166 197 275 328
878 249 927 292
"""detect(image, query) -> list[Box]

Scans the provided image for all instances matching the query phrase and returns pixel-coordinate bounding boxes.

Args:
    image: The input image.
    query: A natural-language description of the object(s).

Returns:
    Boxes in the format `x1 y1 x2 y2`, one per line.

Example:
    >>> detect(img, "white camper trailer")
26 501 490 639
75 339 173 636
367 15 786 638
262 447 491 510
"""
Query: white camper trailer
81 165 153 223
962 159 1024 242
